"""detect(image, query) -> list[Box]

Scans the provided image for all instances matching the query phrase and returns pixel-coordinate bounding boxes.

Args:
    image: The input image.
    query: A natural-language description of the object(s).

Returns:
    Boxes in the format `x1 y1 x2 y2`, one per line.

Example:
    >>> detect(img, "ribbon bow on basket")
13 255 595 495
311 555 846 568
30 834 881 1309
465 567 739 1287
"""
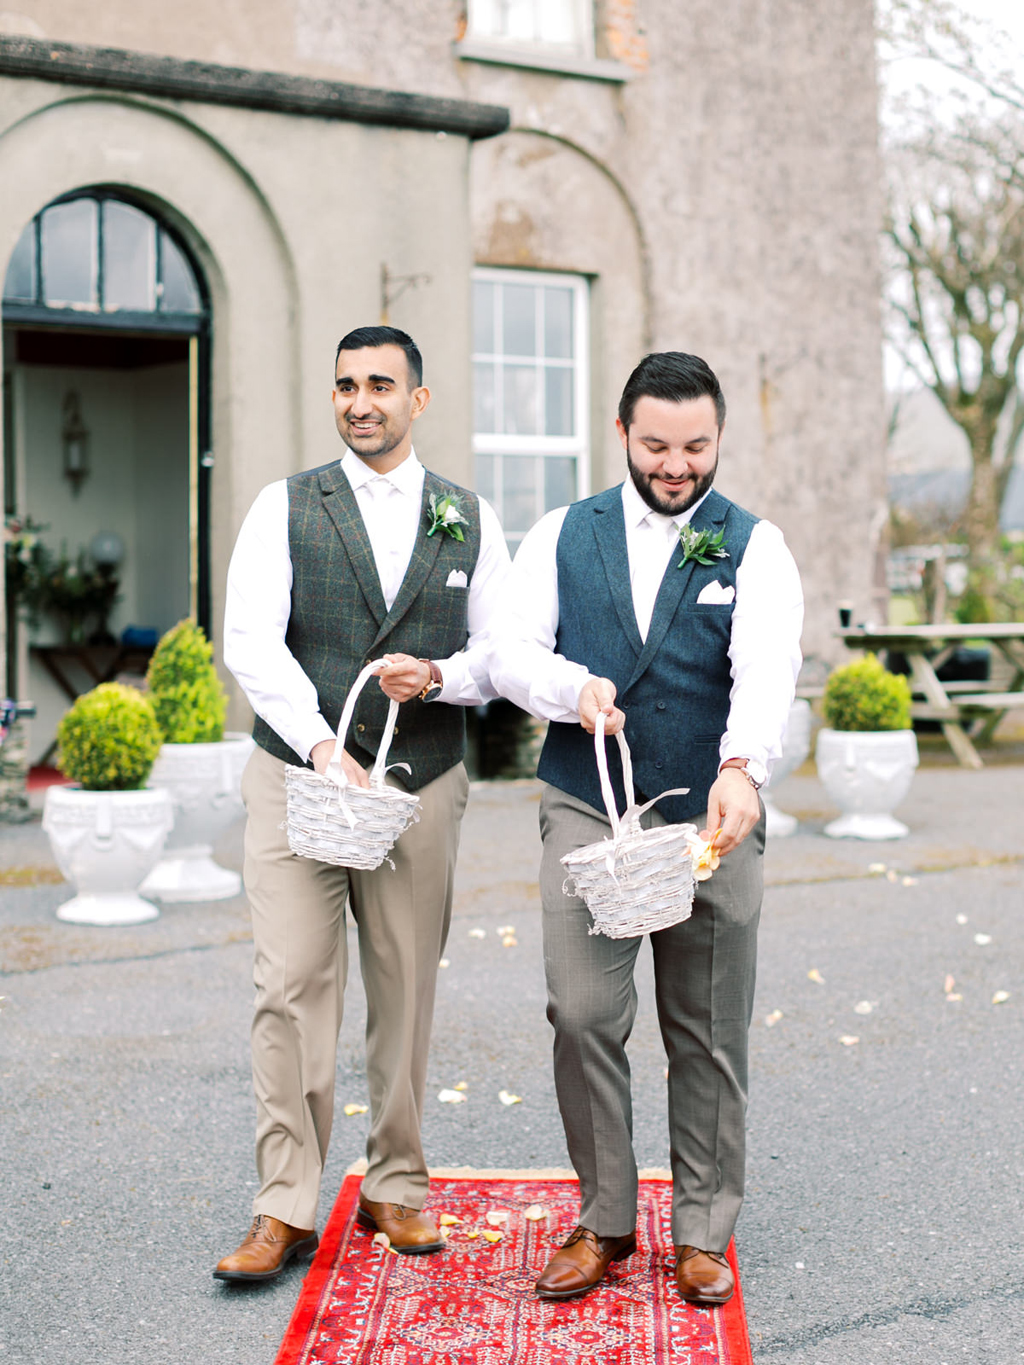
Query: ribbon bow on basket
284 659 421 870
560 713 717 939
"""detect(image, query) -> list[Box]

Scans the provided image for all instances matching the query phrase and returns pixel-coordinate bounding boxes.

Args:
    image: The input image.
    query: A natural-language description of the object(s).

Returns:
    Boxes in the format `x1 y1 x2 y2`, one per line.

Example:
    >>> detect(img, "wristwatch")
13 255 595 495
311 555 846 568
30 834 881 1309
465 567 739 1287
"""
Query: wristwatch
418 659 443 703
721 757 767 790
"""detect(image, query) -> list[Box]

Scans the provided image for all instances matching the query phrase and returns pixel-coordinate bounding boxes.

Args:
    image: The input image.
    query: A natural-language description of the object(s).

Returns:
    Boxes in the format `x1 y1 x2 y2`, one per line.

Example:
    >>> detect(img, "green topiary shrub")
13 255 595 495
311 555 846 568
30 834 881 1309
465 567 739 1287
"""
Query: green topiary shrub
146 618 227 744
822 654 912 732
57 682 163 790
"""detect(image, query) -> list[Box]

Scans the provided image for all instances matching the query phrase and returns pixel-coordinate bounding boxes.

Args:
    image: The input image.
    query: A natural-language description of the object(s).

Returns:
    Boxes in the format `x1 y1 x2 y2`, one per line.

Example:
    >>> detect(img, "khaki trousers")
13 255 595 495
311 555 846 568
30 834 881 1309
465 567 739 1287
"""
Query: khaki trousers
539 784 764 1251
240 744 469 1231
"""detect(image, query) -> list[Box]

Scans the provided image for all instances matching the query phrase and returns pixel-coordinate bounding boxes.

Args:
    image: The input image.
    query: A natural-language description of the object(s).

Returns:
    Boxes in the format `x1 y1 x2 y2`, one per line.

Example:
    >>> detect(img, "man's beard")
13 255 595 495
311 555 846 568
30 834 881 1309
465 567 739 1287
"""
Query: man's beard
626 440 718 516
340 419 405 459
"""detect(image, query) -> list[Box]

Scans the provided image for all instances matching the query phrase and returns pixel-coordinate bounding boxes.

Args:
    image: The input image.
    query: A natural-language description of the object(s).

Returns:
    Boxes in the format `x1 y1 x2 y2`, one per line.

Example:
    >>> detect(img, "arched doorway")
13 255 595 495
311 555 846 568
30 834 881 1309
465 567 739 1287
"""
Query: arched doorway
2 188 211 763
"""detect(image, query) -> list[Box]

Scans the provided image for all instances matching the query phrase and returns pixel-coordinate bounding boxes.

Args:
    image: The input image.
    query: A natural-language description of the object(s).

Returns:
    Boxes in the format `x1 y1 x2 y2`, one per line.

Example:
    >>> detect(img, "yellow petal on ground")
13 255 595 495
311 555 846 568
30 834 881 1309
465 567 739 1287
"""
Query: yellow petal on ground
501 934 518 947
944 974 956 994
496 925 516 936
946 992 963 1002
839 1035 860 1046
992 990 1011 1005
438 958 450 969
807 969 825 985
439 1214 461 1226
438 1089 467 1104
482 1230 503 1243
524 1205 547 1221
974 933 993 946
373 1232 397 1255
498 1090 521 1106
485 1211 509 1226
901 876 918 886
453 1080 469 1091
853 1001 874 1015
868 863 886 873
343 1103 368 1117
465 1229 479 1239
885 869 899 883
956 914 968 925
468 928 487 939
765 1009 784 1027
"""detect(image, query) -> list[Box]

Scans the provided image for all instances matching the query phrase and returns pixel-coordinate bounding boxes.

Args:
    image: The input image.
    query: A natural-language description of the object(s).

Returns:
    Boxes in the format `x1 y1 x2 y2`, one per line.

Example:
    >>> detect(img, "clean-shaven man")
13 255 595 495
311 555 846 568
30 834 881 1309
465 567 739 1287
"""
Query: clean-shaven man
217 326 509 1281
489 351 802 1304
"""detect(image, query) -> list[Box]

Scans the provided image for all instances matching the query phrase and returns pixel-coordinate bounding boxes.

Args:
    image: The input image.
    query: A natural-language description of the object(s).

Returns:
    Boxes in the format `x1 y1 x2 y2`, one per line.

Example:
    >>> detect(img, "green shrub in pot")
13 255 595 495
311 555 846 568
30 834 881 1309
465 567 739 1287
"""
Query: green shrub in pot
821 654 912 732
56 682 163 791
146 618 227 744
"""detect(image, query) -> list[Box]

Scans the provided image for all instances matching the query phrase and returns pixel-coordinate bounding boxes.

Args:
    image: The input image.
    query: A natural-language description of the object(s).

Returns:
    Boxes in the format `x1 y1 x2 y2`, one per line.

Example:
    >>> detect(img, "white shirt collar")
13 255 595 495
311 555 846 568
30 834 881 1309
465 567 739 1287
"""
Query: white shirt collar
620 476 713 530
341 447 424 498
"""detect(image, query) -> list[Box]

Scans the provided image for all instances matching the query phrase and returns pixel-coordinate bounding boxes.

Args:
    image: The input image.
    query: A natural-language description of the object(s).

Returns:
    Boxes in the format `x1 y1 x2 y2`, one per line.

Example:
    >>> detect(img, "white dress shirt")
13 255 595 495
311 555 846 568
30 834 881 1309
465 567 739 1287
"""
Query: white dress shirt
488 478 804 776
224 449 510 762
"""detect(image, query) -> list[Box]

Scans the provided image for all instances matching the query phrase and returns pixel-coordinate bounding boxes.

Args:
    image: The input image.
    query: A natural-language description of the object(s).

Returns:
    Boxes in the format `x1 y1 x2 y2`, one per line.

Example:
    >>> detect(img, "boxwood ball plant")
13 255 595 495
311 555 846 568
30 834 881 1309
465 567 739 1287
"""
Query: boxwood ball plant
146 618 227 744
822 654 912 732
56 682 163 790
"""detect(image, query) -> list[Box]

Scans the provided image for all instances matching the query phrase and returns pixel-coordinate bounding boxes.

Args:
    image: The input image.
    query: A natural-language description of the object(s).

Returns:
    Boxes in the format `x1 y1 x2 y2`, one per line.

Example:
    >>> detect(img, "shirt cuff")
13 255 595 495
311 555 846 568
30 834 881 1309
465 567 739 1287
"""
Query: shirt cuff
291 714 338 764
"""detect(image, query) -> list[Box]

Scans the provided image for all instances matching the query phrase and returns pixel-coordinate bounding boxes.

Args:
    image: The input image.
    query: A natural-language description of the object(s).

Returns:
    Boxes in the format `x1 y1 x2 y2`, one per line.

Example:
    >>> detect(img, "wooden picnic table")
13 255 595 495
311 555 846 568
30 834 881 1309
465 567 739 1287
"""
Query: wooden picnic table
837 622 1024 769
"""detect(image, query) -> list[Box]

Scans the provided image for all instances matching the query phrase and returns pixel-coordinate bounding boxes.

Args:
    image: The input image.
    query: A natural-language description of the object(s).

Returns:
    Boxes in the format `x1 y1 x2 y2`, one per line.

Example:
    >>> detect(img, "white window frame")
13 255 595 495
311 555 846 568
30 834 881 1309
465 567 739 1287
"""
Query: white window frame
466 0 594 57
472 267 590 549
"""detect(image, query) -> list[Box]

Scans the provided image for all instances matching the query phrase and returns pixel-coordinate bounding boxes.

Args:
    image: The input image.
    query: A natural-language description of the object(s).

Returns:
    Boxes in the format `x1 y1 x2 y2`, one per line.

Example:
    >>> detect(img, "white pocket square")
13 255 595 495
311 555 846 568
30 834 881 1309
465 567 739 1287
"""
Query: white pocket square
696 580 735 605
445 569 468 589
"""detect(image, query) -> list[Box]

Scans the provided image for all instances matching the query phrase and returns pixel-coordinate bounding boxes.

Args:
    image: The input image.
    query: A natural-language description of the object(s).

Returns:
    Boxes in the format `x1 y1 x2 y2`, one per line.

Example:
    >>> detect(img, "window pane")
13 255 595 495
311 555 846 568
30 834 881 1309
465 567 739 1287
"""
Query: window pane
41 199 97 308
160 233 201 313
502 454 539 533
103 201 156 311
503 364 541 435
544 455 577 511
473 279 495 354
502 284 537 357
3 223 36 302
475 453 496 505
545 366 574 436
537 0 577 45
474 361 497 433
544 287 573 358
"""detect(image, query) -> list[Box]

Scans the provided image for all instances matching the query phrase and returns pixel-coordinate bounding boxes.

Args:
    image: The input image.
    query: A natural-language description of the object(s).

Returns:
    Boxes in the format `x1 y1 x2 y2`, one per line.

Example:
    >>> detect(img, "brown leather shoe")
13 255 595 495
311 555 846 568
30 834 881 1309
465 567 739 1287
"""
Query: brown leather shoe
213 1214 318 1282
674 1245 735 1304
355 1195 445 1253
535 1225 636 1300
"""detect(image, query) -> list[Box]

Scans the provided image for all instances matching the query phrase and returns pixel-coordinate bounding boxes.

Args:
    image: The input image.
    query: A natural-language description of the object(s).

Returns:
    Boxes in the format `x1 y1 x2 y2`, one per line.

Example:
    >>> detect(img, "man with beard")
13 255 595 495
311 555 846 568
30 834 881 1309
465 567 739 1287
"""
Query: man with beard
217 326 508 1281
489 351 802 1304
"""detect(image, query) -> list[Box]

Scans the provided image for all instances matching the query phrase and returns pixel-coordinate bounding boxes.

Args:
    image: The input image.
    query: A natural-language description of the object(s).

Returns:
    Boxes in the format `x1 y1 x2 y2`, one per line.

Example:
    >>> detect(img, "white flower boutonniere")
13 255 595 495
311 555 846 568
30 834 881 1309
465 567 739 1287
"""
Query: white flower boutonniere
677 524 728 569
427 493 467 542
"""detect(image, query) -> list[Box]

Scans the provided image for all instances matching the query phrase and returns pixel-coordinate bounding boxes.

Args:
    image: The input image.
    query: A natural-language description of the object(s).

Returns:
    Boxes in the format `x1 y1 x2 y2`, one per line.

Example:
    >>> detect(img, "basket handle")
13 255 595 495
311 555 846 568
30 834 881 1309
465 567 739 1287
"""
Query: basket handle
327 658 402 790
593 711 636 838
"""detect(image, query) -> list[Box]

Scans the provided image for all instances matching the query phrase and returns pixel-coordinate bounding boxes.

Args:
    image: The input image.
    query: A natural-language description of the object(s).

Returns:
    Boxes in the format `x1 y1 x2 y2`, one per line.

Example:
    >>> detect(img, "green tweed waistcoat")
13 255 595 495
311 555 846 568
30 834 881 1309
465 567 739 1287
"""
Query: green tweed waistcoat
251 460 481 790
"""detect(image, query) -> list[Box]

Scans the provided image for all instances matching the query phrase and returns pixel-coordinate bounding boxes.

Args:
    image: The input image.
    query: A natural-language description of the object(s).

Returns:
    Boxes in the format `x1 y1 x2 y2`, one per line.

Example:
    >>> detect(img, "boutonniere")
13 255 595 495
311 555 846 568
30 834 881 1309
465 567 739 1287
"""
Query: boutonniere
426 493 467 542
677 523 728 569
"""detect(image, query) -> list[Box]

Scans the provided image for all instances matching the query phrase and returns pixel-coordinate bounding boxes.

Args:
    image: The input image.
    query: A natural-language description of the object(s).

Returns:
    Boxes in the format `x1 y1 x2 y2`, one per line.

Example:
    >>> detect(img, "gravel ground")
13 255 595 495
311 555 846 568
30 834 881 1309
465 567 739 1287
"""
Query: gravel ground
1 760 1022 1364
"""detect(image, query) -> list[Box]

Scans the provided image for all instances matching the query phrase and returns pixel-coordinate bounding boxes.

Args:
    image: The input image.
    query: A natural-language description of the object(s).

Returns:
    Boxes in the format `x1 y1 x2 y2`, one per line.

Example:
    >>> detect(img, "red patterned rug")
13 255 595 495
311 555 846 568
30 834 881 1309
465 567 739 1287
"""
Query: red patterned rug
274 1172 753 1365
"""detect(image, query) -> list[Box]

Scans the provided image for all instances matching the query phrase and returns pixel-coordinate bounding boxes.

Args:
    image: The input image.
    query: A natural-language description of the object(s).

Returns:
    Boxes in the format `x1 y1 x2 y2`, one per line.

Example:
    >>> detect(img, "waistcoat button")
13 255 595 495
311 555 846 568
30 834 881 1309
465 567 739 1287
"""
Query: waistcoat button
655 760 664 769
357 723 366 733
656 701 667 711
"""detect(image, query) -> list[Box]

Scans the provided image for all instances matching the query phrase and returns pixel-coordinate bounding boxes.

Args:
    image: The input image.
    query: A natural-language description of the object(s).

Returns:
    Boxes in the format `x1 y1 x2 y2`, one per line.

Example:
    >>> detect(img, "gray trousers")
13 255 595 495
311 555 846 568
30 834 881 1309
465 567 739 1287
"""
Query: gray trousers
241 744 469 1230
539 784 765 1251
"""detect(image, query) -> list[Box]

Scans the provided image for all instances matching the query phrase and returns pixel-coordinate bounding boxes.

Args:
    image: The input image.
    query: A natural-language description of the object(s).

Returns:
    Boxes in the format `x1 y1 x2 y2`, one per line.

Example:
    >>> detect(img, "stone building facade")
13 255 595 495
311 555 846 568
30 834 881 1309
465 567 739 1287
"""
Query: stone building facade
1 2 885 753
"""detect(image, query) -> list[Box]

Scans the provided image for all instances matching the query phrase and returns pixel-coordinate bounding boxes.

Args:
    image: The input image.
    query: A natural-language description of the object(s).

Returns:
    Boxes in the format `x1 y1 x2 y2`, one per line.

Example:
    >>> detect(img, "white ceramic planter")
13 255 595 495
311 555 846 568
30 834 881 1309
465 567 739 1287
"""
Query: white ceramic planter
140 733 254 902
763 698 813 838
42 786 174 925
815 727 919 840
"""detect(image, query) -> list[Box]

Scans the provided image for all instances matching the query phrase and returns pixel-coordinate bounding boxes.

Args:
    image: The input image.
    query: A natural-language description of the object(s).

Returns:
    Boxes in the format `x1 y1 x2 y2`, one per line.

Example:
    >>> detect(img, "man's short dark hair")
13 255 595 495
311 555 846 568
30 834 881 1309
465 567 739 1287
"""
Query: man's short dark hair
334 326 423 388
618 352 726 430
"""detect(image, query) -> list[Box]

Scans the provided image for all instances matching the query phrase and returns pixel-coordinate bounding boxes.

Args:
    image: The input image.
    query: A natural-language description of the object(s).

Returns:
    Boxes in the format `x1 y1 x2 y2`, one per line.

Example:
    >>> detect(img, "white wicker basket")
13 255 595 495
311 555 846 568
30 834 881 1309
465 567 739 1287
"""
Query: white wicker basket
285 660 421 870
561 714 700 939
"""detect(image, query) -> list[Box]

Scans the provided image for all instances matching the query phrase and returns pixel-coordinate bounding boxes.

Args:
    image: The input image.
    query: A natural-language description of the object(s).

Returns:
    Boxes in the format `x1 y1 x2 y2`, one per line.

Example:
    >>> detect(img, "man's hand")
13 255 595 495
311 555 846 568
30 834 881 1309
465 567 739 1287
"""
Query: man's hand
578 677 626 736
701 768 760 855
377 653 430 702
310 739 370 788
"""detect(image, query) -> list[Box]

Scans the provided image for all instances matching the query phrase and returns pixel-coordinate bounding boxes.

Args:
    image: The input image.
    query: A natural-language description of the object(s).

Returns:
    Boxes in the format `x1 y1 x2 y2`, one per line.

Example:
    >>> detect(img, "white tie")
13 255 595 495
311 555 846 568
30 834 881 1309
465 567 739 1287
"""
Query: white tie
631 512 678 641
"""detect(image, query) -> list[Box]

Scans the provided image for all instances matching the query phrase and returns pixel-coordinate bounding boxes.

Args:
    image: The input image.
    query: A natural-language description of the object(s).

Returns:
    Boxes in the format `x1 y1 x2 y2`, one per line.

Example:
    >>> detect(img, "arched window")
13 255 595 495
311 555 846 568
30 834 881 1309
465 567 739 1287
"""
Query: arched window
3 192 205 330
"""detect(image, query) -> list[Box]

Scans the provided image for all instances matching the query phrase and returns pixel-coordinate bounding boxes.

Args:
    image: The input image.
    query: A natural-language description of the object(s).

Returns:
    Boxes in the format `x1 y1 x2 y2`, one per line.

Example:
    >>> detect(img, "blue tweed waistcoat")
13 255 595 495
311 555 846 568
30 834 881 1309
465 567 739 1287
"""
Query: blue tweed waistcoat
536 485 758 823
252 460 481 791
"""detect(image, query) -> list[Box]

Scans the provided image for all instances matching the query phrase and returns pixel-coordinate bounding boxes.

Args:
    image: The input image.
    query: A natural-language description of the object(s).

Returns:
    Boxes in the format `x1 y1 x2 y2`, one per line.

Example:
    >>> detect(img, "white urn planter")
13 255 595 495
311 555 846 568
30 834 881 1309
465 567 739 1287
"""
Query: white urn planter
42 786 174 925
763 698 813 838
815 728 919 840
140 732 254 902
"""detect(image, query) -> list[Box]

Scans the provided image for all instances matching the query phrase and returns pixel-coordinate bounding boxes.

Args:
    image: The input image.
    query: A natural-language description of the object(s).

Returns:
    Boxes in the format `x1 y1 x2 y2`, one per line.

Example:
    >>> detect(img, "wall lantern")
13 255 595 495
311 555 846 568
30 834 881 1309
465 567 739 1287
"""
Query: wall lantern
61 391 90 495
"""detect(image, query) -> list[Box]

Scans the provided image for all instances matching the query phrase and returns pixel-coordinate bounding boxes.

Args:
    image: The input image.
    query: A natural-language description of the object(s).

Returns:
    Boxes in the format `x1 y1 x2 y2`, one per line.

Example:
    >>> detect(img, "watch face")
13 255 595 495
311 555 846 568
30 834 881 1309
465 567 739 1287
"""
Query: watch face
423 682 443 703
